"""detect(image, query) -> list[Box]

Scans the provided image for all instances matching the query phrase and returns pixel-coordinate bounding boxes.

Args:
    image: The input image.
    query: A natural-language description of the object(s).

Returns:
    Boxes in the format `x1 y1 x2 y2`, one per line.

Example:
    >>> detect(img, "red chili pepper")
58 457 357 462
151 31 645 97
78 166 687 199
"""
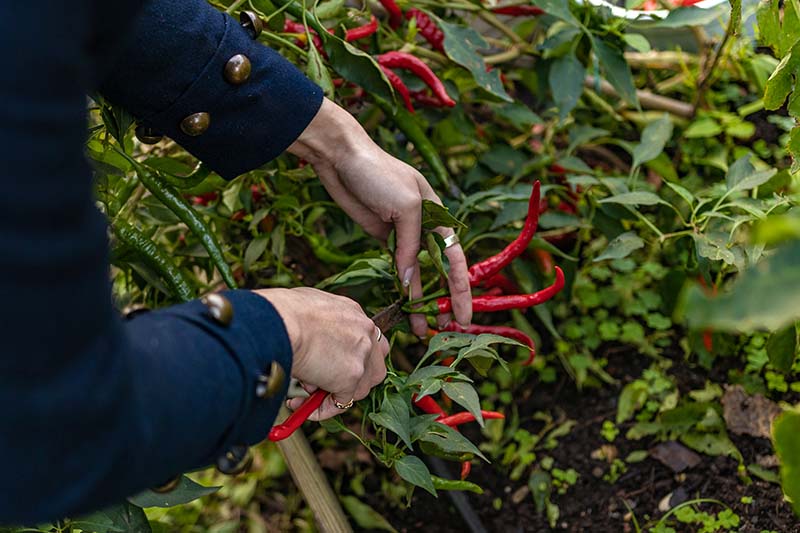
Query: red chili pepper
442 322 536 366
268 389 327 441
344 15 378 42
480 272 518 295
380 66 415 113
230 209 246 221
283 20 325 54
434 266 565 315
377 52 456 107
409 90 448 108
468 181 541 285
437 410 505 427
481 286 504 297
532 248 554 277
405 8 445 52
190 191 218 206
490 5 544 16
379 0 403 29
460 461 472 480
412 393 446 416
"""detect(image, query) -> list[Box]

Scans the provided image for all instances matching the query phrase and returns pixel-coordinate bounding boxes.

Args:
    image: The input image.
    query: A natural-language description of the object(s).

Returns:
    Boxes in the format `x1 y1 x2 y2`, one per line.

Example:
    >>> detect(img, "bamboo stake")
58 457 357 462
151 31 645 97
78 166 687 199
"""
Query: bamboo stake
275 407 353 533
584 76 695 118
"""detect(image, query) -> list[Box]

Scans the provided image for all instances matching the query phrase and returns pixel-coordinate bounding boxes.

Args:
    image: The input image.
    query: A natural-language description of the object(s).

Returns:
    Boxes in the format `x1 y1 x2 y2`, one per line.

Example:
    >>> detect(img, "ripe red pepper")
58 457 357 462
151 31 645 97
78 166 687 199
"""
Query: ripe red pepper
490 5 544 16
191 191 218 206
268 389 327 441
468 181 541 285
480 272 518 295
437 411 505 427
433 266 565 314
379 0 403 29
409 90 449 108
380 66 415 113
405 8 445 52
344 15 378 42
412 393 446 416
532 248 554 277
283 19 325 54
377 52 456 107
442 322 536 366
460 461 472 480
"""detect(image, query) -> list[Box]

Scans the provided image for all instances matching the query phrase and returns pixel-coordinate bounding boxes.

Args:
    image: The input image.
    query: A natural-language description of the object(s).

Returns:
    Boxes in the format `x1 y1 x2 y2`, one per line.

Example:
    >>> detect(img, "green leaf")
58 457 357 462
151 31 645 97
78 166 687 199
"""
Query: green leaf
244 235 269 272
324 37 394 104
684 117 723 138
632 114 673 169
70 514 124 533
729 0 742 34
617 382 648 423
767 325 798 373
313 0 345 19
684 241 800 331
623 33 651 53
531 0 579 25
316 257 394 289
442 381 483 426
407 365 461 386
593 38 638 106
480 143 529 176
757 0 800 57
90 503 151 533
395 455 436 496
422 200 467 230
341 496 397 532
433 16 512 102
773 409 800 516
764 49 798 110
600 191 664 206
595 231 644 262
725 155 777 193
306 44 335 98
549 53 586 120
369 393 413 448
651 4 728 28
423 332 474 359
128 476 219 508
664 181 695 207
693 233 736 266
419 423 487 461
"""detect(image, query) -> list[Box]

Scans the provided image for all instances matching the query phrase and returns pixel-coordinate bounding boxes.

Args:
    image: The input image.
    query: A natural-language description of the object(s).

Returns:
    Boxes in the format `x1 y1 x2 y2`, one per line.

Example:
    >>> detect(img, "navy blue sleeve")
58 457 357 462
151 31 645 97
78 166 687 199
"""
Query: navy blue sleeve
0 1 299 524
99 0 324 179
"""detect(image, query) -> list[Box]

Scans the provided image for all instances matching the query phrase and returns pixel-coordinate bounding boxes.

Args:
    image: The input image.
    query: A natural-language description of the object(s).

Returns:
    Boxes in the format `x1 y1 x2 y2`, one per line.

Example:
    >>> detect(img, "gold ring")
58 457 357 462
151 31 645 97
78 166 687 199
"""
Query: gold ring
333 398 354 410
443 234 460 249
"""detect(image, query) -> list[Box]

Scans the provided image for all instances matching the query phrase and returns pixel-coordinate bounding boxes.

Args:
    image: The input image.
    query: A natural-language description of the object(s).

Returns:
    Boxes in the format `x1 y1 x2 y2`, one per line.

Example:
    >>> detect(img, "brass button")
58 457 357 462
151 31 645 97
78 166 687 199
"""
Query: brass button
216 445 252 475
239 11 263 39
180 112 210 137
135 125 163 145
224 54 252 85
256 361 285 398
151 475 181 493
201 293 233 326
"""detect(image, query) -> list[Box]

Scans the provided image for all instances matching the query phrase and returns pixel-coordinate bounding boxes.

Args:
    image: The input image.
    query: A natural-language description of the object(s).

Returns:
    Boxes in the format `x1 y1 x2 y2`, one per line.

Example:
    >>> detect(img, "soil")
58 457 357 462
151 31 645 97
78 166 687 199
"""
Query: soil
355 346 800 533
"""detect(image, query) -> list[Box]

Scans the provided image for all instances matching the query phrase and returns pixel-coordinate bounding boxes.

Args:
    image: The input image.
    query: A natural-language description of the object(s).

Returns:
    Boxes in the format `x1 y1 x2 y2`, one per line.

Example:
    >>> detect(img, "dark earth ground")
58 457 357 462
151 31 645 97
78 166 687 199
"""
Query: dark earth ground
345 347 800 533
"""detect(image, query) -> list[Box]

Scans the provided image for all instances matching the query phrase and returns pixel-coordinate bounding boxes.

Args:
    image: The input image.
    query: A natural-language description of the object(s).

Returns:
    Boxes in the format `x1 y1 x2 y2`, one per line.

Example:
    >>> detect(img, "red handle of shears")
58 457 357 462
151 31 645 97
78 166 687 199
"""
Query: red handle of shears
268 389 328 442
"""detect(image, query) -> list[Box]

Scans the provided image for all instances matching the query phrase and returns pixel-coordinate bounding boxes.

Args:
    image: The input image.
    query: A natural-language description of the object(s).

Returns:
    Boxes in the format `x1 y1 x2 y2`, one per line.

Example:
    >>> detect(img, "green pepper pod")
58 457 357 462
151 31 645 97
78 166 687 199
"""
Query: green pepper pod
121 153 238 289
112 219 194 302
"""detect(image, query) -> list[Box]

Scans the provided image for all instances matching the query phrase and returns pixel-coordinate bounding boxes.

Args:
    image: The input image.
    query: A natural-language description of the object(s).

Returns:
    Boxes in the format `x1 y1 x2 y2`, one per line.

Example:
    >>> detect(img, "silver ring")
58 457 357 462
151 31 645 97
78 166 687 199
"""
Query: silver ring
443 234 460 249
375 326 383 343
333 398 354 410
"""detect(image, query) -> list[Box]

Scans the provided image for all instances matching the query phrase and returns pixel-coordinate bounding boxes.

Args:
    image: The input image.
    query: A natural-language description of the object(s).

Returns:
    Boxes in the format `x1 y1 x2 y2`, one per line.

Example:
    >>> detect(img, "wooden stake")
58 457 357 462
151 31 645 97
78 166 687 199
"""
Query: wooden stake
275 408 353 533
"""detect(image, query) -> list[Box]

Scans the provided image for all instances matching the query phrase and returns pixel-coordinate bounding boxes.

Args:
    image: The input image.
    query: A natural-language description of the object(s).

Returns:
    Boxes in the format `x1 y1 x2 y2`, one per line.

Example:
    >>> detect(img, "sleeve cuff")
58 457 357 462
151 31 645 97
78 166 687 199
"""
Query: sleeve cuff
161 289 293 449
100 0 323 179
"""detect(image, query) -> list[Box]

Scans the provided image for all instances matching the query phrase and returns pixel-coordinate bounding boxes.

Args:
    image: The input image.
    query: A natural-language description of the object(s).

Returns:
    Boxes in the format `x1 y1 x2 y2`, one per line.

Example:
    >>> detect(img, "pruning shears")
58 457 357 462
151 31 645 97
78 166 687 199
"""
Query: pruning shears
267 300 406 442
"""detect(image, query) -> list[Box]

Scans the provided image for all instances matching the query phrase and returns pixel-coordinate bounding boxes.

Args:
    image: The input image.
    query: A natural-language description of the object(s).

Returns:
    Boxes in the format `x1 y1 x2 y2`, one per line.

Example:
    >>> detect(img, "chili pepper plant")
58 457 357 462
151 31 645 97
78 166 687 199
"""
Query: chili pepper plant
14 0 800 531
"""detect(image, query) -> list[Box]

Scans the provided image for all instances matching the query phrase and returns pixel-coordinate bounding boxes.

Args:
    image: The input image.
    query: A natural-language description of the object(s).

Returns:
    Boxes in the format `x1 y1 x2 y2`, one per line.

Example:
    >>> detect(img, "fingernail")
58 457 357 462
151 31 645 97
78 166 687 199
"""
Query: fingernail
402 267 414 288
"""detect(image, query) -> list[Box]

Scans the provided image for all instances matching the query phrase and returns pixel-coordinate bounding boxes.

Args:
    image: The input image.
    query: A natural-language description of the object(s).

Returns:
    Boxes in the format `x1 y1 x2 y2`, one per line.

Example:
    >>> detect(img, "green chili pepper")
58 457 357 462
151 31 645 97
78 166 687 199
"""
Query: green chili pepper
373 97 460 197
431 475 484 494
111 219 194 302
120 152 238 289
155 161 212 190
306 233 358 265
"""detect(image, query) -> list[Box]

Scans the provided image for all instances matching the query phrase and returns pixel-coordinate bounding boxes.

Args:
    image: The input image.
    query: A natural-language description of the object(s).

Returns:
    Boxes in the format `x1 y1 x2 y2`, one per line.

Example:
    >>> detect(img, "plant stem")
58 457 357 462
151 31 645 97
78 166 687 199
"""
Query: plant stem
226 0 247 14
478 11 524 44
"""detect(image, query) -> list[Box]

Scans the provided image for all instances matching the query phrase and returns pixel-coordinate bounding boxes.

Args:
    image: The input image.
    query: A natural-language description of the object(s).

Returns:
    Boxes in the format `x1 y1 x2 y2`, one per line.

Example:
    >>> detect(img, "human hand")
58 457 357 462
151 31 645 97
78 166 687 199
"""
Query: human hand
255 287 388 420
288 98 472 335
